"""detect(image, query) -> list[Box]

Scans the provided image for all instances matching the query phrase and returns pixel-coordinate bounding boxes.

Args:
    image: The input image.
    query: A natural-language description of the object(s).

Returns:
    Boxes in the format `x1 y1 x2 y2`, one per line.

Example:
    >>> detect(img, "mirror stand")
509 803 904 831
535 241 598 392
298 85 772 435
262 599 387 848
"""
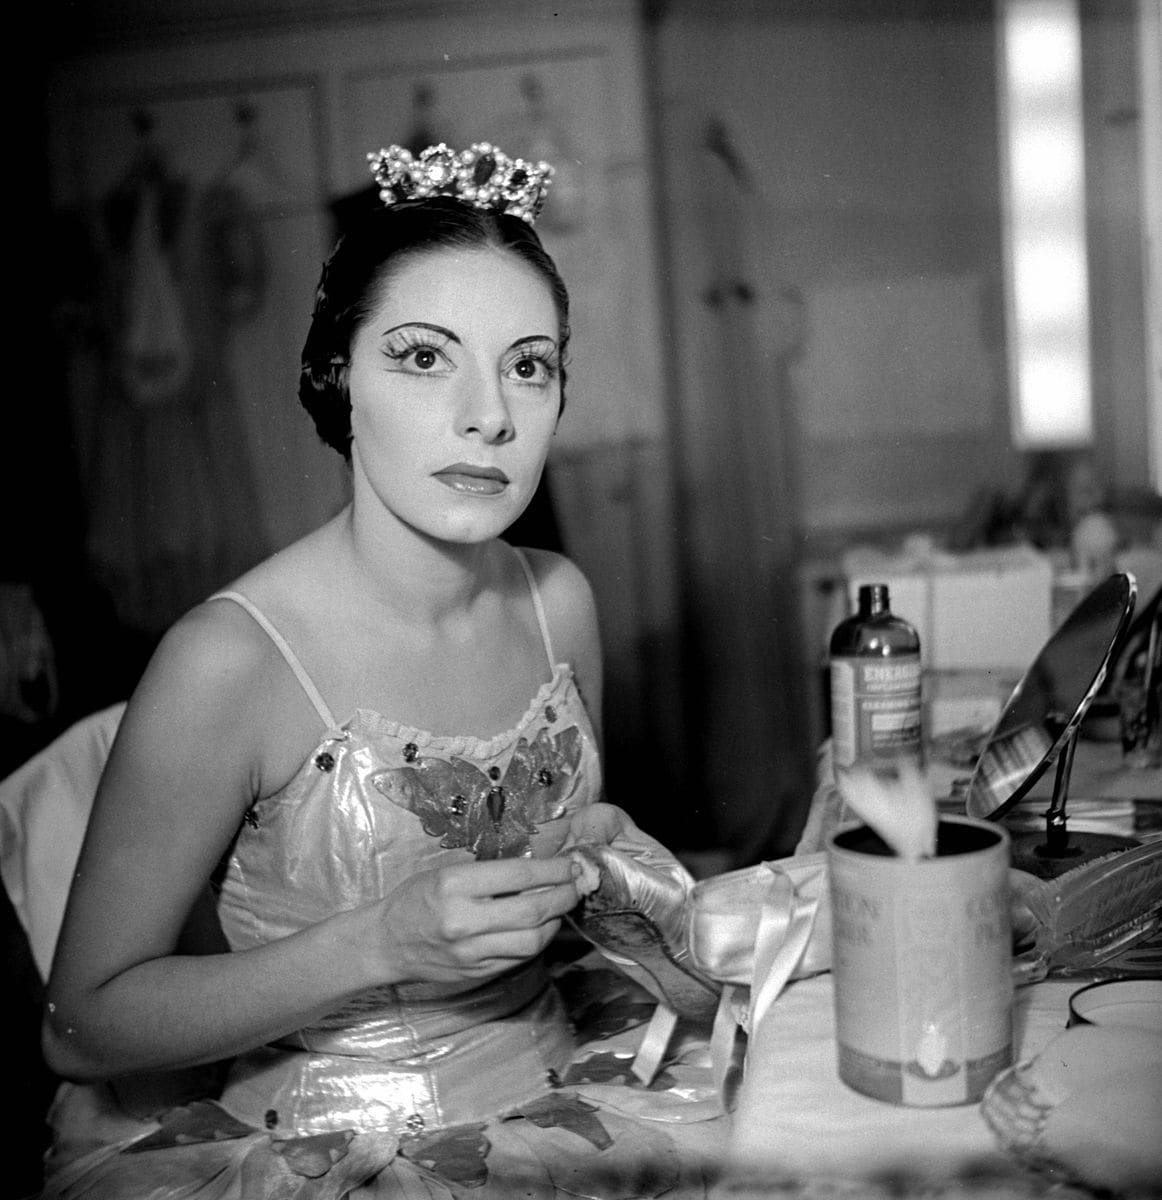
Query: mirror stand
964 573 1142 879
1009 728 1138 879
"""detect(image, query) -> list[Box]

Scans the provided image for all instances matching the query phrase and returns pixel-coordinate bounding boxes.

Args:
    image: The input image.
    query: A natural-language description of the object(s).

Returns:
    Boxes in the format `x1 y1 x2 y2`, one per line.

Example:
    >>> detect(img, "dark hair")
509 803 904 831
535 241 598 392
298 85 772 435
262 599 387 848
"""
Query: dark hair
299 197 570 459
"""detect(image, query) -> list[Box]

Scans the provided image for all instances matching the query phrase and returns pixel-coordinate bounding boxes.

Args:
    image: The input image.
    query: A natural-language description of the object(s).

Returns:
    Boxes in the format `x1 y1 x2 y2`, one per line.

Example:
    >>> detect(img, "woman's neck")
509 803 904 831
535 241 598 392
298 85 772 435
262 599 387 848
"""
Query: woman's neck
338 499 499 633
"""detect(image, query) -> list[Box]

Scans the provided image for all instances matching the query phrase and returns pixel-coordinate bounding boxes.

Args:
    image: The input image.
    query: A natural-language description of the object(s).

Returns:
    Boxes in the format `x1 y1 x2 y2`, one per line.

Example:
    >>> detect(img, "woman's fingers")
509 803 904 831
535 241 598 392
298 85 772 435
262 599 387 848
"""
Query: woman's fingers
560 802 628 849
410 857 581 941
436 878 579 940
444 855 578 900
379 857 583 983
454 922 565 970
477 880 580 929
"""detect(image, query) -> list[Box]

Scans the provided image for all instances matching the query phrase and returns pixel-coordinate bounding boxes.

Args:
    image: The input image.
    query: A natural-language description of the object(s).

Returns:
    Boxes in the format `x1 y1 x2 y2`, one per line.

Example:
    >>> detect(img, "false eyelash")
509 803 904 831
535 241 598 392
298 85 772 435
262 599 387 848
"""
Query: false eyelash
381 327 452 360
504 340 561 380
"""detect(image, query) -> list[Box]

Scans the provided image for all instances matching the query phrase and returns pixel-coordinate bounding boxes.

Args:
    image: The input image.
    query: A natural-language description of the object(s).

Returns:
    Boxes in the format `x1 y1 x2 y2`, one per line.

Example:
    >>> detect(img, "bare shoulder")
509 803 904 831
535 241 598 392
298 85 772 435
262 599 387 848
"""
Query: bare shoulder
518 546 594 597
155 596 279 698
515 548 598 642
121 600 275 751
112 595 311 803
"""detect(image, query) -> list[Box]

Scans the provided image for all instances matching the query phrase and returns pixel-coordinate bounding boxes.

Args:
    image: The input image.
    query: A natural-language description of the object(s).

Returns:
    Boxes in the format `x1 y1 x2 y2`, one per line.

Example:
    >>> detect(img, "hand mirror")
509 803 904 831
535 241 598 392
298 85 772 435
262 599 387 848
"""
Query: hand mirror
963 572 1138 877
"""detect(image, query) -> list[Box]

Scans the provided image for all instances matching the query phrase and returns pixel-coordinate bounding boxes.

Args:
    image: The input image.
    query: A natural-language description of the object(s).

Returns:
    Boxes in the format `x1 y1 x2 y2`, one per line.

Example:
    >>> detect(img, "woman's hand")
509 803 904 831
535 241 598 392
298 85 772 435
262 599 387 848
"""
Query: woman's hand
526 802 637 861
561 802 691 879
563 801 635 848
371 855 583 984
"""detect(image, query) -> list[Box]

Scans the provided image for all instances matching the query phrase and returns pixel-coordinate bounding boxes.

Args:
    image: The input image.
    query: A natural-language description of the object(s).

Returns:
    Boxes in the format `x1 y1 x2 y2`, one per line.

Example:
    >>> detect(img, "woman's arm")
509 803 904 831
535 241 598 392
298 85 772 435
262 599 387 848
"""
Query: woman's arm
43 602 582 1083
42 603 380 1080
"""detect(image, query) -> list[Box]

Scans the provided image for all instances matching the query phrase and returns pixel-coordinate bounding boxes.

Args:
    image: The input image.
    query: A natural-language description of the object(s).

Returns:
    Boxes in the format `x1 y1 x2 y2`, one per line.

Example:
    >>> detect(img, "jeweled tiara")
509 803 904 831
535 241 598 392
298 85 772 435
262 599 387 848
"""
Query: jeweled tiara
367 142 554 225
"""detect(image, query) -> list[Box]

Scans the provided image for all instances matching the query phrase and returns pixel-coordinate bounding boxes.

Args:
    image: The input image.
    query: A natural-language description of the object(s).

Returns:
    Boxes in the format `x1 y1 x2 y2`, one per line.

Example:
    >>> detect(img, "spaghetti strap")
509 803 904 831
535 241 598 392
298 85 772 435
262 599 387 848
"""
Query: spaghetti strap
511 549 556 670
209 591 339 730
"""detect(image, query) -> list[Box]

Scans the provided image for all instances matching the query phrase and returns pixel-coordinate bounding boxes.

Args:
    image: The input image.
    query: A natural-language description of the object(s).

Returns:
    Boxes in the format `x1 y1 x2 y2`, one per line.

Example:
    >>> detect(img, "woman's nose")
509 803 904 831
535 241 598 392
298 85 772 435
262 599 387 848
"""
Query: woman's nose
456 369 514 443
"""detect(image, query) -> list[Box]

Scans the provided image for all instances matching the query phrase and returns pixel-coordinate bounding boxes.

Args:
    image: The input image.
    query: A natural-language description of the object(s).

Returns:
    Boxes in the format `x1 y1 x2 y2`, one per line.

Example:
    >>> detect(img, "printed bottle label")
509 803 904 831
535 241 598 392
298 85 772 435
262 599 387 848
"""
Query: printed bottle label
830 655 922 769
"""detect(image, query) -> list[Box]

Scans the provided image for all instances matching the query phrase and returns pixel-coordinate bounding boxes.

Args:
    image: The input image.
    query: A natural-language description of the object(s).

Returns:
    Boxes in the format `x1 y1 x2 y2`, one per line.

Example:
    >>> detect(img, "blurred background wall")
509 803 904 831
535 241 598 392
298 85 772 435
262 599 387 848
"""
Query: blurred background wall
9 0 1158 869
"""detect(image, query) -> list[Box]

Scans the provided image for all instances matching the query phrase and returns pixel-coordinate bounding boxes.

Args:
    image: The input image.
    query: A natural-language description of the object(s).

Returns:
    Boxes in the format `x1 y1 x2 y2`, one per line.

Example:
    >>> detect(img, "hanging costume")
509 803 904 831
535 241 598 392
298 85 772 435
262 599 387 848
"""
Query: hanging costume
82 140 267 638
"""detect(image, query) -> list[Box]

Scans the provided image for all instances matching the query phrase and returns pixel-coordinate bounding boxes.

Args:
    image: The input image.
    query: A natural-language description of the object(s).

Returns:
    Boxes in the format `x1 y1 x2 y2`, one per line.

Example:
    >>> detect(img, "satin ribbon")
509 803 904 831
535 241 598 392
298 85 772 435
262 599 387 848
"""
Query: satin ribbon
575 844 832 1096
568 840 722 1088
688 854 831 1101
631 1004 680 1086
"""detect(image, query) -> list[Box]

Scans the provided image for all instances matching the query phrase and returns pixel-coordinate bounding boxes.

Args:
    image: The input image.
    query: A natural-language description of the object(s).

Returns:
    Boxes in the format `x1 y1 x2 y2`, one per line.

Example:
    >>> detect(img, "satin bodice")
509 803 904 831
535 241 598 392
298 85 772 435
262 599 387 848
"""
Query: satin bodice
207 561 603 1136
214 666 601 961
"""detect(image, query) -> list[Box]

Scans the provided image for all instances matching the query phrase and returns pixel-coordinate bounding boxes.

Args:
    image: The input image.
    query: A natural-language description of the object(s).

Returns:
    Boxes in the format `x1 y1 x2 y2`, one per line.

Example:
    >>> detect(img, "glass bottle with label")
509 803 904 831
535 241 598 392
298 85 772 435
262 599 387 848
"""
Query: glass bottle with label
829 583 923 772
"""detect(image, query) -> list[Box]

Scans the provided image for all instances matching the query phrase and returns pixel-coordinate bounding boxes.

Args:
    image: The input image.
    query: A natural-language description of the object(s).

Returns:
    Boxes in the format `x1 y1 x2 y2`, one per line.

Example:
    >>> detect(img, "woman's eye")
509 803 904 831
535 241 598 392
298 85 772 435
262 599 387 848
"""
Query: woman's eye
383 336 450 373
507 355 554 385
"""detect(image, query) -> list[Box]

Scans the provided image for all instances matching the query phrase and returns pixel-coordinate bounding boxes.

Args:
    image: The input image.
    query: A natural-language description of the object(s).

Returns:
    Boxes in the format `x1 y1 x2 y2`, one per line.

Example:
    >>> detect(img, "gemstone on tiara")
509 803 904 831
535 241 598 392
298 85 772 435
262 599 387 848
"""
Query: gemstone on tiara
367 142 554 225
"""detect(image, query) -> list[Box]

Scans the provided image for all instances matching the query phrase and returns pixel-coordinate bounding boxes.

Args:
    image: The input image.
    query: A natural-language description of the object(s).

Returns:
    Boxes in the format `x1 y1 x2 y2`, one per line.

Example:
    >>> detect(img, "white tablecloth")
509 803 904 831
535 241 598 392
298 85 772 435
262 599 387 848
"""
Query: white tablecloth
720 974 1078 1184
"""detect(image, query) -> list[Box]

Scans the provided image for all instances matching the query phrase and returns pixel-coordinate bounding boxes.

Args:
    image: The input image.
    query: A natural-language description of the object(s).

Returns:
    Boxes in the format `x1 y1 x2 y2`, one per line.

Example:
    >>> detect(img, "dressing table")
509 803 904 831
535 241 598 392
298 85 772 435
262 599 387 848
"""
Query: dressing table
718 573 1161 1197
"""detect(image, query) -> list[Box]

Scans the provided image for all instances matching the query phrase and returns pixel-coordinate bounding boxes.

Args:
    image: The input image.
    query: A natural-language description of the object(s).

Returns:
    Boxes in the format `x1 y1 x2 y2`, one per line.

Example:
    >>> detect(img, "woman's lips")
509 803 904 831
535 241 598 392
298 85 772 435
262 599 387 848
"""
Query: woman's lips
433 464 510 496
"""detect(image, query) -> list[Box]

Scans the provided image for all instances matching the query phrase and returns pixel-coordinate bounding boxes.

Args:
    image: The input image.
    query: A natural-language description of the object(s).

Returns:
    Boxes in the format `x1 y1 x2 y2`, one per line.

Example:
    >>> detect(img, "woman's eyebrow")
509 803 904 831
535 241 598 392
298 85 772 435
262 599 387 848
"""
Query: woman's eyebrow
509 334 558 350
381 321 459 342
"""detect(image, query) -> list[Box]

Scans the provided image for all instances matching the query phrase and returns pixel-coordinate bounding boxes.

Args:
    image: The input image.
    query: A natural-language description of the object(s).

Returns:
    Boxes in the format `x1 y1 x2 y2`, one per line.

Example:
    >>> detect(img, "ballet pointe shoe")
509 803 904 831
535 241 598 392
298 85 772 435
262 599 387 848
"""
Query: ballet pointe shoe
567 843 721 1024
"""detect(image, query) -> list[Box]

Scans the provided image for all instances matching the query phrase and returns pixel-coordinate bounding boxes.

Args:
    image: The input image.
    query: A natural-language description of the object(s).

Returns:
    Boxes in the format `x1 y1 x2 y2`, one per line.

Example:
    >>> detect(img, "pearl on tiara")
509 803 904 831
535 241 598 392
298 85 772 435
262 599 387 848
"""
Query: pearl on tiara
367 142 554 225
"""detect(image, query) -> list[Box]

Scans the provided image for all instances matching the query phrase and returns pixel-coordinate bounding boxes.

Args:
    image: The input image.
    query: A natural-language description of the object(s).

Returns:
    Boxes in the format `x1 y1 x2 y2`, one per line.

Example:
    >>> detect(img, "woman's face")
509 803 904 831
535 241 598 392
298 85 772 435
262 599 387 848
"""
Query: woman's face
347 246 562 545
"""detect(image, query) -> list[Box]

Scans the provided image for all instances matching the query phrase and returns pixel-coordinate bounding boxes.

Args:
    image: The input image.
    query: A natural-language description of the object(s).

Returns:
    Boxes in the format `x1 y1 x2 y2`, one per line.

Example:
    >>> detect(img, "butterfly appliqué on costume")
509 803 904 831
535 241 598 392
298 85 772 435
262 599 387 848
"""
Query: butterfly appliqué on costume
371 725 583 859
